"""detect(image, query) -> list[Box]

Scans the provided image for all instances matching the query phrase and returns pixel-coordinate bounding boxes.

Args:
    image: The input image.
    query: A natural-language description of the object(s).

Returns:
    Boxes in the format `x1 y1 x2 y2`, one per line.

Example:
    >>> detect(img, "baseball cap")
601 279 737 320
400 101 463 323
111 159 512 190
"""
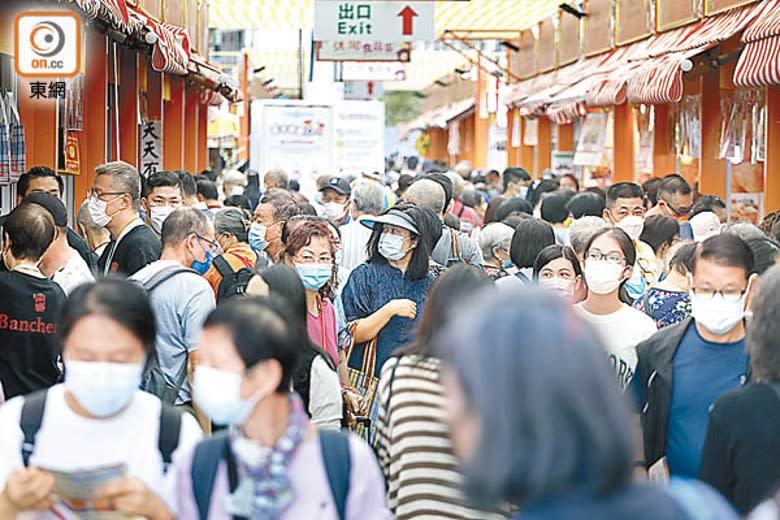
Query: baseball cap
360 207 420 235
689 211 721 242
320 177 352 197
0 192 68 228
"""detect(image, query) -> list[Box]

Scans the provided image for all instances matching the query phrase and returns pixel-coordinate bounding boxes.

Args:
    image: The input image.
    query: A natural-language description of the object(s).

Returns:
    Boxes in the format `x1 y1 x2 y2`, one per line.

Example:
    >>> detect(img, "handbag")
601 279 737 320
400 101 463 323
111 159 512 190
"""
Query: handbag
7 92 26 183
343 320 380 443
0 93 11 186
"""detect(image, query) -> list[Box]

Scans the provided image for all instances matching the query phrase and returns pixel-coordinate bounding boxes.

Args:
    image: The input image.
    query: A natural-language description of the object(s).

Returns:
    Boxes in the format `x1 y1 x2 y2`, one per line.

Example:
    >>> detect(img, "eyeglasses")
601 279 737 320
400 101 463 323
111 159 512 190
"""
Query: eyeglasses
88 188 127 200
586 251 626 265
288 215 330 224
294 253 334 265
691 287 746 302
195 234 223 256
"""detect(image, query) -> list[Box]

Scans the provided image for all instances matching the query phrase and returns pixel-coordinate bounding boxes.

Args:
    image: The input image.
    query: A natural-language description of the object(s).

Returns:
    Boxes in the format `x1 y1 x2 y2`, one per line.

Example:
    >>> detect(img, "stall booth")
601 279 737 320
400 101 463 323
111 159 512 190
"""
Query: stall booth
0 0 240 219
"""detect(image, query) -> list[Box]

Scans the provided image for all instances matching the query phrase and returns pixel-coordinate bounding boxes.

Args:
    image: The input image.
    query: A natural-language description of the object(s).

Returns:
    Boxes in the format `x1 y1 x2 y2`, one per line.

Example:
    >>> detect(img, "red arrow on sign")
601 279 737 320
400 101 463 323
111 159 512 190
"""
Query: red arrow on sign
398 6 418 36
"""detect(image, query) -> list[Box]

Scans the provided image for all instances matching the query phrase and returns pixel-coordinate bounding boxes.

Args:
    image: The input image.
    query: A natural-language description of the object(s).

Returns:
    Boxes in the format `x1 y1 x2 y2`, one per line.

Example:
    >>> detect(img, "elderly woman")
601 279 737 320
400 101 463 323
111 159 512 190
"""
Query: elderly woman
437 288 738 519
203 207 257 302
701 265 780 514
478 222 514 281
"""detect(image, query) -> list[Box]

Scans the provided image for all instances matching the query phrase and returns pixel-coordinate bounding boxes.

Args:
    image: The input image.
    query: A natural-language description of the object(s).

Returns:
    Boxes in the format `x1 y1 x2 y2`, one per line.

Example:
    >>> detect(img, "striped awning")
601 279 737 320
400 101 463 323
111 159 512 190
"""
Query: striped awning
626 4 759 104
546 102 587 125
734 0 780 87
209 0 313 29
397 97 475 139
587 39 657 107
436 0 559 38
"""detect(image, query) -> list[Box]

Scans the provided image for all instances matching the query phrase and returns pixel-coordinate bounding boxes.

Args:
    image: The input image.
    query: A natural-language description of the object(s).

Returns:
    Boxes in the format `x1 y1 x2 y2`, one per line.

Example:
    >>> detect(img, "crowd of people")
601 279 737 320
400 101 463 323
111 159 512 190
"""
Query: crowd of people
0 160 779 519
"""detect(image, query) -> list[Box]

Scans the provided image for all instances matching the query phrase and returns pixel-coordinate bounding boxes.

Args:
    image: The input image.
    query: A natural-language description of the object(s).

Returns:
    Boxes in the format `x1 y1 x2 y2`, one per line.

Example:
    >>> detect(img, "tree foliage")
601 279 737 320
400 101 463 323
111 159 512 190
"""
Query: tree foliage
383 91 423 126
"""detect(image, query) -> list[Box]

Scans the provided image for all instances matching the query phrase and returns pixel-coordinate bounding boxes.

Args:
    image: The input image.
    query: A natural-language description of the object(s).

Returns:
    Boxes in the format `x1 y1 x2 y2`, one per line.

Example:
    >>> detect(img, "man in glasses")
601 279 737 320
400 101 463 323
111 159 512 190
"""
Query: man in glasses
634 233 757 482
130 208 217 421
90 161 162 277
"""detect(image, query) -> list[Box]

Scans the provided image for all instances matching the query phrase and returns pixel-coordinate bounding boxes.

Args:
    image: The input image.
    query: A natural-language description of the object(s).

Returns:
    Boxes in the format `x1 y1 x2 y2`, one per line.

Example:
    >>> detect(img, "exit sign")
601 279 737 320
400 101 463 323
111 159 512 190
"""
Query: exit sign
314 1 435 42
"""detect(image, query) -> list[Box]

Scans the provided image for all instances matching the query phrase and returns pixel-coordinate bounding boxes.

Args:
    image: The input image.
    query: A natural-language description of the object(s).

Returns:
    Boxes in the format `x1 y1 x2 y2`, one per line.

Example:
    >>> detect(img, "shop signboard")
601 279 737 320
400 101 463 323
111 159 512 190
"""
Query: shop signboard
314 1 435 42
332 100 385 174
704 0 759 15
317 40 411 62
538 18 557 72
341 61 406 81
139 119 162 178
584 0 613 56
559 9 581 66
656 0 699 32
616 0 654 45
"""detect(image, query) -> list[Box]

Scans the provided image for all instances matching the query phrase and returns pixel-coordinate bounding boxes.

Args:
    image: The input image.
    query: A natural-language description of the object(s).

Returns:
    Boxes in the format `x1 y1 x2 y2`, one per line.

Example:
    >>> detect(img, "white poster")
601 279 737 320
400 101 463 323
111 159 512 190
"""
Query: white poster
573 112 608 167
487 124 507 172
332 100 385 175
256 104 333 195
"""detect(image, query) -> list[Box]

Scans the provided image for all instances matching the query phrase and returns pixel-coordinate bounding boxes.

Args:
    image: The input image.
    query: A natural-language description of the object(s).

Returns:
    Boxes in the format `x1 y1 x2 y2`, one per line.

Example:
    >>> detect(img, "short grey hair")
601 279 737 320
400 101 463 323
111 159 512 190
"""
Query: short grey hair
161 207 213 247
569 216 610 257
95 161 141 210
721 222 764 242
351 179 384 216
748 265 780 382
445 171 465 199
215 207 251 242
264 169 289 190
404 179 445 215
479 223 514 261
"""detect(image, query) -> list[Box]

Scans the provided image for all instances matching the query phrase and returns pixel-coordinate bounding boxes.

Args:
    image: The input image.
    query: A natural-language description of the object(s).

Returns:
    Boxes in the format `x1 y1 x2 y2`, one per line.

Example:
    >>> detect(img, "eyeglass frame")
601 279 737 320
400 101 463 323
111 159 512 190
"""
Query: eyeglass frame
585 250 627 266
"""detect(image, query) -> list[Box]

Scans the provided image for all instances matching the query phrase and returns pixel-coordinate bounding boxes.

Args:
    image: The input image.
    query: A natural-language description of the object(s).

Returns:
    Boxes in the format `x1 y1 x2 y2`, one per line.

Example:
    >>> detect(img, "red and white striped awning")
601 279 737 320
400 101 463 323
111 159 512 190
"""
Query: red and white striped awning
626 4 759 104
734 0 780 87
546 102 587 125
587 40 655 107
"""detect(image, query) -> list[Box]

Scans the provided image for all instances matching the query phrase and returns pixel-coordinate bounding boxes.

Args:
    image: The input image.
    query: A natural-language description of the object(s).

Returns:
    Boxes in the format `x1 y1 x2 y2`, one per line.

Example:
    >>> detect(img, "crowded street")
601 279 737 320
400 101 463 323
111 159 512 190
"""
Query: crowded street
1 0 780 518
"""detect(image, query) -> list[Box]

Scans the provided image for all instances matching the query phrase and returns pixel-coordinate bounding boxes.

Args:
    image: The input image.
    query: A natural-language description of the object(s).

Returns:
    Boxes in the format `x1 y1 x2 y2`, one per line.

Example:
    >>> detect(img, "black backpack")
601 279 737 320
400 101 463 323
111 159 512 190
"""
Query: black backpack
191 429 351 520
20 389 182 472
212 254 257 303
137 265 198 404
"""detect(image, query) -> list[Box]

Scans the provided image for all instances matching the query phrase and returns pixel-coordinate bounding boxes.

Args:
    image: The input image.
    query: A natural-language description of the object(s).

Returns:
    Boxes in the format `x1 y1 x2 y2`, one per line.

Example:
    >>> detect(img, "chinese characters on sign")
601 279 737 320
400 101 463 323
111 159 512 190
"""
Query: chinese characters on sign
314 1 435 43
337 3 373 35
29 81 67 100
317 40 411 62
140 120 162 178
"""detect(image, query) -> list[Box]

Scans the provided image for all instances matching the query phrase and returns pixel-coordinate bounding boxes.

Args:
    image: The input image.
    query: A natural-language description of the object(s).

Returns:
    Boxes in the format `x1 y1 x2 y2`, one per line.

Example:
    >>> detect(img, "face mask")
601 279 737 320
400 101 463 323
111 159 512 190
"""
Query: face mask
691 292 746 336
228 186 245 197
502 259 514 270
149 206 175 233
379 233 407 261
65 359 143 417
539 276 576 296
322 202 347 222
519 186 529 199
193 365 266 426
616 215 644 242
248 223 269 252
88 197 112 228
296 263 332 290
584 260 625 295
191 250 214 275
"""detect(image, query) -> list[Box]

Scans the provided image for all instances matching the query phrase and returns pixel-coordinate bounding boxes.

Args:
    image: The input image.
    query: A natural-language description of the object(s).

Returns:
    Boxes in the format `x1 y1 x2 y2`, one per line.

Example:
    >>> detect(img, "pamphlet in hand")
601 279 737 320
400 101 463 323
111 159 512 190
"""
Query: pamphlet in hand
44 464 131 519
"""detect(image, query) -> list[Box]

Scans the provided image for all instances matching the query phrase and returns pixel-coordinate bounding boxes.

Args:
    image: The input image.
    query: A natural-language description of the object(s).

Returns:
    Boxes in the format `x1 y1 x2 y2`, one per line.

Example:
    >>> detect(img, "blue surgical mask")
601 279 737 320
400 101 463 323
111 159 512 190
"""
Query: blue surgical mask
65 358 144 417
502 259 514 270
248 222 269 252
193 366 266 426
191 251 214 275
295 263 332 290
379 233 407 261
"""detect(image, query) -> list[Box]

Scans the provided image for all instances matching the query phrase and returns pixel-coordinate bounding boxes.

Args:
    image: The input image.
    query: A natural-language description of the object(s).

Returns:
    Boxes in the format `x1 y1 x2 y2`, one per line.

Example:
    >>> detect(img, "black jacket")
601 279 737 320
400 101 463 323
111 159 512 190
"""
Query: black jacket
635 318 694 468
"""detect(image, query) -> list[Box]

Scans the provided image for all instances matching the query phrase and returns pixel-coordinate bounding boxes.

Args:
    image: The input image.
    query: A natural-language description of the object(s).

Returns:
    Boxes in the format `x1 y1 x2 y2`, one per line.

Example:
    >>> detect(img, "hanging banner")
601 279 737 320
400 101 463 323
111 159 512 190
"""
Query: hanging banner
317 41 411 62
523 117 538 146
63 134 80 175
657 0 699 32
705 0 758 16
139 120 162 178
332 100 385 175
448 120 461 156
616 0 654 45
511 110 521 148
573 112 608 166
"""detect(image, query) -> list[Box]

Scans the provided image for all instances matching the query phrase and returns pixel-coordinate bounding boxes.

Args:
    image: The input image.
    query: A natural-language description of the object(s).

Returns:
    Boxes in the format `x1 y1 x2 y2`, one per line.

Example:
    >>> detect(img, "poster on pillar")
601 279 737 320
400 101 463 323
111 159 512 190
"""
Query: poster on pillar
573 112 608 167
140 120 163 179
487 124 507 172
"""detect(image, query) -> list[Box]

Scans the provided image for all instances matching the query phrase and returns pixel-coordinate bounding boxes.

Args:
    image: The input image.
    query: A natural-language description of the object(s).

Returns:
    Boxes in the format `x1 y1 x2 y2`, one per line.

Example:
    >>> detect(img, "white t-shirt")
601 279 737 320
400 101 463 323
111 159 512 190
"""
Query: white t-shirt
0 384 203 519
309 356 342 430
52 248 95 296
575 303 658 392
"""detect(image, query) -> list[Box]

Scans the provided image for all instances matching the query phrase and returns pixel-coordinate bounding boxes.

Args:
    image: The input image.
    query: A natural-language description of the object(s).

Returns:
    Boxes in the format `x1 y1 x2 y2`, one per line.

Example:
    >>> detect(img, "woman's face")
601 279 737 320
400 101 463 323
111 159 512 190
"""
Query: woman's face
383 224 417 255
442 368 481 463
290 234 334 266
538 257 582 297
560 176 578 192
585 235 629 271
63 315 145 364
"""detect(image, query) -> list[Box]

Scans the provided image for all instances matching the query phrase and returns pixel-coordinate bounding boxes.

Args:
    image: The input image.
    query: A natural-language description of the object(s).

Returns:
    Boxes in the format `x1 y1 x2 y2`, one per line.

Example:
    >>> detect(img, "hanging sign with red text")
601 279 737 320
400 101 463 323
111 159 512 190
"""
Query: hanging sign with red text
314 1 435 42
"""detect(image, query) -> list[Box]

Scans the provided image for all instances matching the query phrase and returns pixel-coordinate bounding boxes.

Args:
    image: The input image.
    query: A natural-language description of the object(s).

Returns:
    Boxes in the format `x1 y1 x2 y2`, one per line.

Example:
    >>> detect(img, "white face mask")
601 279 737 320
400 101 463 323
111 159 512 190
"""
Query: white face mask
584 260 626 295
88 197 112 228
691 292 747 336
193 365 267 426
616 215 645 242
539 276 576 296
322 202 347 222
65 359 144 417
149 206 175 233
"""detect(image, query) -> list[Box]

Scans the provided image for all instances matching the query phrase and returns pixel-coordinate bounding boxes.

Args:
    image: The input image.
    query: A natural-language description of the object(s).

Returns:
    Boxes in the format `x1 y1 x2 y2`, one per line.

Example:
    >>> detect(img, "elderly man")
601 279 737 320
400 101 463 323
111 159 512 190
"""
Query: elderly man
340 180 385 271
264 169 289 191
251 189 298 262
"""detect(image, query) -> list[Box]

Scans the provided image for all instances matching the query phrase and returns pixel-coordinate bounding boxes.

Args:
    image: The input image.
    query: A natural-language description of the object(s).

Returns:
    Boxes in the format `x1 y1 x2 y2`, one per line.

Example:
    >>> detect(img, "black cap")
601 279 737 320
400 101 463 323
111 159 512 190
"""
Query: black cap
320 177 351 197
24 192 68 227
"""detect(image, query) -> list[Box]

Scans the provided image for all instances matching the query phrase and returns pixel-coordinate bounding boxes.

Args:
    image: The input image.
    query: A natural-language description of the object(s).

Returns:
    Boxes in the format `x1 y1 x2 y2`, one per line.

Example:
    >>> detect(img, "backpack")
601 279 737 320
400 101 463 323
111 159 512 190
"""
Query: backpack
138 265 198 404
212 254 257 303
20 389 182 472
191 429 352 520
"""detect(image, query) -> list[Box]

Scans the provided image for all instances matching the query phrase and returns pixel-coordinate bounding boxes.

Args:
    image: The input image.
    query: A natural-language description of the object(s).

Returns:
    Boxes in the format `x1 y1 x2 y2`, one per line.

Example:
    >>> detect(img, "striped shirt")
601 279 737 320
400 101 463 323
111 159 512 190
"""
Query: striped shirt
376 355 508 520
